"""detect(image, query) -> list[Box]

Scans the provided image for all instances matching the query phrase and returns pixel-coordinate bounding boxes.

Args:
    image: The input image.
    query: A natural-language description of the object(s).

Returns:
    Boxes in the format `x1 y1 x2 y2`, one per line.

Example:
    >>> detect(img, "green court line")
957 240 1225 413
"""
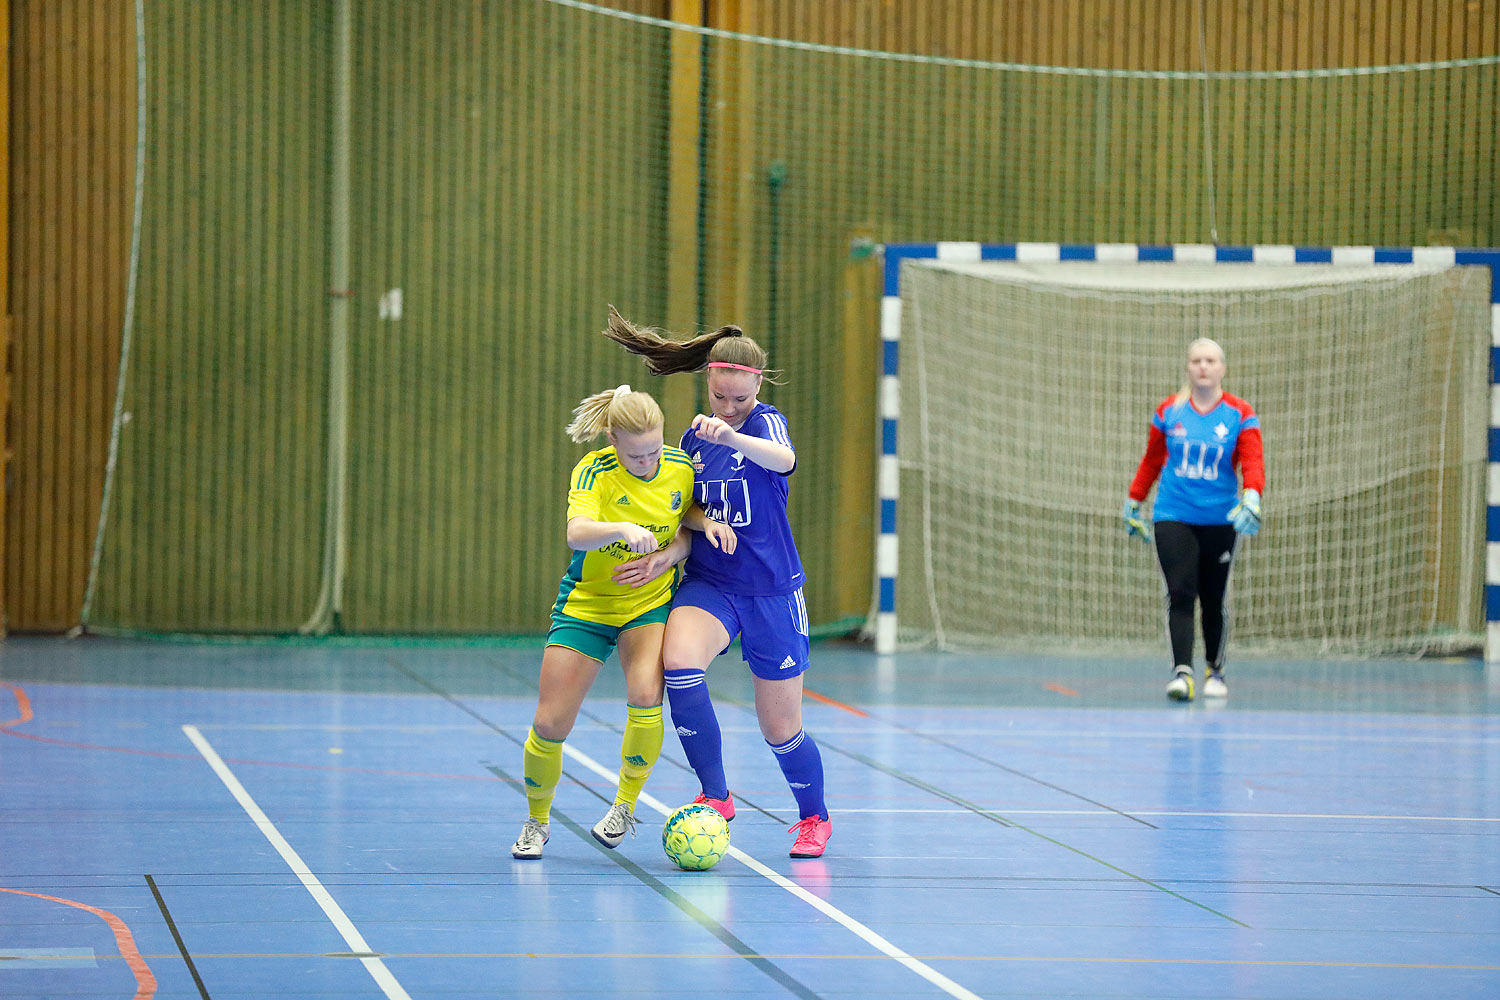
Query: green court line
825 744 1252 929
483 763 826 1000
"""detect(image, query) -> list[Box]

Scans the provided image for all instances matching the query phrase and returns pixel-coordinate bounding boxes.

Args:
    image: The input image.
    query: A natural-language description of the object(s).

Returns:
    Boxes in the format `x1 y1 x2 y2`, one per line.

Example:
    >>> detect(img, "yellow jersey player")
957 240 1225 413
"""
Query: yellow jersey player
512 384 735 860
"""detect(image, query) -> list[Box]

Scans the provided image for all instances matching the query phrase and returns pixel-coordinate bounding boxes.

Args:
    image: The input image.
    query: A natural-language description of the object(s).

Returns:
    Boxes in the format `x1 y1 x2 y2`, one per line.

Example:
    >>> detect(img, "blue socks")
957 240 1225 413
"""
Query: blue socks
667 668 828 820
769 729 827 821
664 668 728 800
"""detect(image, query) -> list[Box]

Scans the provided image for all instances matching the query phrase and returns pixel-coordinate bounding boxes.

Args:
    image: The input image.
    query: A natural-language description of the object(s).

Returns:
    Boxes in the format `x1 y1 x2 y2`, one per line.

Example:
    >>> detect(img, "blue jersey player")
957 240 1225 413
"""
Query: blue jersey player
1123 338 1265 703
603 308 831 858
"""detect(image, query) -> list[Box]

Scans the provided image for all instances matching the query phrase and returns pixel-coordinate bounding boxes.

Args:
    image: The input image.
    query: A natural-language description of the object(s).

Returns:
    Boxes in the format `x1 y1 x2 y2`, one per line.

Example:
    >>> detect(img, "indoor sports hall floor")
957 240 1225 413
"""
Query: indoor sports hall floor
2 635 1497 1000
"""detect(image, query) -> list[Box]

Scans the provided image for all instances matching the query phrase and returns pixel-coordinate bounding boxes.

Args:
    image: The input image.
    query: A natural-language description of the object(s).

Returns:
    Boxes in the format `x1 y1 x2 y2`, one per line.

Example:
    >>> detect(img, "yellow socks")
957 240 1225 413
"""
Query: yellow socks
614 703 663 806
522 726 564 823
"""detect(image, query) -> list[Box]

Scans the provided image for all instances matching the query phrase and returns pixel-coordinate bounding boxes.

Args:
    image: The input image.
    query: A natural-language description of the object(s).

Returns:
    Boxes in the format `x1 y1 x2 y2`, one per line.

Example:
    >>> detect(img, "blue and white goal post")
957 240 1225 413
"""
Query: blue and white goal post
874 241 1500 659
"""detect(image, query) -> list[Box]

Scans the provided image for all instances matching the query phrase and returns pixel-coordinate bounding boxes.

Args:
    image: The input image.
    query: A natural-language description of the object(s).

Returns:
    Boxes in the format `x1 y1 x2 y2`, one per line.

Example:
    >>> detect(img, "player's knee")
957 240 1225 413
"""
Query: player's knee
530 715 572 743
662 645 707 676
759 712 802 745
625 684 664 710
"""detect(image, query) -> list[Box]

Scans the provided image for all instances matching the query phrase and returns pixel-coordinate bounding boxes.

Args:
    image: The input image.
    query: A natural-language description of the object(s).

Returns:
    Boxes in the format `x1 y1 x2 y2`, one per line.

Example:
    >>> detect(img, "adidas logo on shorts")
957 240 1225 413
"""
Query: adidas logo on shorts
779 656 797 670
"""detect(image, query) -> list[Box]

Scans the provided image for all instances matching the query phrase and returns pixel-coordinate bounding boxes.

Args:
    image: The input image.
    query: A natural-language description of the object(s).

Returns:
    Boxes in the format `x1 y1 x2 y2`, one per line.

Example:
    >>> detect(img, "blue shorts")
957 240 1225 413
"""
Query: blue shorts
673 577 810 680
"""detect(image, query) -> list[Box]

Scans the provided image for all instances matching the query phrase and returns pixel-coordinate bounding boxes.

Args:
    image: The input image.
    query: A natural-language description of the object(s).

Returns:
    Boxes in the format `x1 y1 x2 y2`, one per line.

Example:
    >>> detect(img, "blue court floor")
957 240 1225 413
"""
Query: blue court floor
1 635 1497 999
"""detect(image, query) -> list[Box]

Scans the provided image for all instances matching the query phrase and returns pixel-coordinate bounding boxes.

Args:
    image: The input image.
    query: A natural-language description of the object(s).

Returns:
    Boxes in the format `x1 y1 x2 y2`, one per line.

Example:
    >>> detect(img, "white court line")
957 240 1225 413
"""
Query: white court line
561 743 985 1000
822 807 1500 823
183 725 412 1000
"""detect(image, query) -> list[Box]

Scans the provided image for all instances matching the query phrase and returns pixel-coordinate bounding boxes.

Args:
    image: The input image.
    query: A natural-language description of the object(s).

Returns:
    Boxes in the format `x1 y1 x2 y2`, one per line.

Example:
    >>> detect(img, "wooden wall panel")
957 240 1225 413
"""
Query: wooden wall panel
719 0 1494 70
7 0 132 630
7 0 1497 632
1 0 9 630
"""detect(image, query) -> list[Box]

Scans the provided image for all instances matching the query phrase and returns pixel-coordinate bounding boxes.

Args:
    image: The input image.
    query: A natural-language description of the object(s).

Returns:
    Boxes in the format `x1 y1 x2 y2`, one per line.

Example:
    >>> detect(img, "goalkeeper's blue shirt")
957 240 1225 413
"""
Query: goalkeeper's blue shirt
680 402 806 597
1132 392 1263 525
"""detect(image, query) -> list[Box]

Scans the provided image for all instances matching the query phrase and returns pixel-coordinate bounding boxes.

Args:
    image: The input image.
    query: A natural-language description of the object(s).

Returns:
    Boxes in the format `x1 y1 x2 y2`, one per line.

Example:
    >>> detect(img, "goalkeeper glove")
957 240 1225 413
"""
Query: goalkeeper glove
1121 498 1151 542
1229 489 1261 536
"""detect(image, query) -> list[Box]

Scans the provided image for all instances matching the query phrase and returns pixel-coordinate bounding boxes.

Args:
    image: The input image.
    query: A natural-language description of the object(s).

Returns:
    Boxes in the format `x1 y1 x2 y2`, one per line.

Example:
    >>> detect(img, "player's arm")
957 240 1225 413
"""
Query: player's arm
689 414 795 473
1229 425 1265 535
1128 425 1167 501
1122 424 1167 542
1232 425 1265 494
566 516 659 554
681 502 737 554
612 528 691 588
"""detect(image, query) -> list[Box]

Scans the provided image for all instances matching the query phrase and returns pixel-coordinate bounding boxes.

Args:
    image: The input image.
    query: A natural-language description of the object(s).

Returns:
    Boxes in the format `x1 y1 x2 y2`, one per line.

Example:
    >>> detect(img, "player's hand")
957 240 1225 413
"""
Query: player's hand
701 519 737 555
1229 489 1261 536
617 523 660 554
1122 498 1152 543
690 413 735 445
613 550 673 588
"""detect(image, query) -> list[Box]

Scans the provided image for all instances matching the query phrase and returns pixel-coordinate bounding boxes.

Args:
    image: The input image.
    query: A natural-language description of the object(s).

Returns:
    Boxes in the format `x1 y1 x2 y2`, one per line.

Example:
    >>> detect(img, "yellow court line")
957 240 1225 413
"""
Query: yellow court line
79 952 1500 971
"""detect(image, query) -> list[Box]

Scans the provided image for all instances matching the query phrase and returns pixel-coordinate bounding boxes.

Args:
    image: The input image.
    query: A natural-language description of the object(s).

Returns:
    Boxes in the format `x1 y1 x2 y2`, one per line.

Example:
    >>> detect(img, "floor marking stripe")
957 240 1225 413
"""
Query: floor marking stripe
0 888 156 997
825 745 1249 928
0 683 34 727
559 743 986 1000
75 951 1500 970
145 874 211 999
828 807 1500 822
182 725 411 1000
803 687 870 717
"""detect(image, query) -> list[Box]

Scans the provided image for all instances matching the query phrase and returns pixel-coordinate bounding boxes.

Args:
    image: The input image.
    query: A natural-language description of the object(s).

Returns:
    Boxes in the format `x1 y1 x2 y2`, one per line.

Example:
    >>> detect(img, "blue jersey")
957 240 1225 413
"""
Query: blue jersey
1147 393 1261 525
681 402 806 596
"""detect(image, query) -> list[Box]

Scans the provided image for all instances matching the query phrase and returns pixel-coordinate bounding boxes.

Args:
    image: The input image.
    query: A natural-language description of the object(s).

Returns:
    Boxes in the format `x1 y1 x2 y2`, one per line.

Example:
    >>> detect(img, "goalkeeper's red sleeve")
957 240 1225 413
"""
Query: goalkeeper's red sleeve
1234 426 1265 494
1128 426 1167 501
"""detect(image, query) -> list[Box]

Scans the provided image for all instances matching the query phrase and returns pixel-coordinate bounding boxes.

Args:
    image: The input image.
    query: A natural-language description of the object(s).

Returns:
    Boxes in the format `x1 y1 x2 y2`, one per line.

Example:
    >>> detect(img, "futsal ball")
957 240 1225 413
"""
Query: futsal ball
662 803 730 871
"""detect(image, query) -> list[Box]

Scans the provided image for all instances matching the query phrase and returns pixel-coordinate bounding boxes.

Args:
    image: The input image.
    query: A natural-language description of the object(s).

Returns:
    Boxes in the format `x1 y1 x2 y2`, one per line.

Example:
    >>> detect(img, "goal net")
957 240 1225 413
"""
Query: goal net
893 258 1491 656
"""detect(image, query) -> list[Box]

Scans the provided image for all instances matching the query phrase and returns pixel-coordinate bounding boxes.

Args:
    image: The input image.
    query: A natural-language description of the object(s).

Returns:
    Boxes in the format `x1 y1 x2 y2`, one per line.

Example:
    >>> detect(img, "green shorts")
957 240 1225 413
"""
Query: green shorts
547 604 671 663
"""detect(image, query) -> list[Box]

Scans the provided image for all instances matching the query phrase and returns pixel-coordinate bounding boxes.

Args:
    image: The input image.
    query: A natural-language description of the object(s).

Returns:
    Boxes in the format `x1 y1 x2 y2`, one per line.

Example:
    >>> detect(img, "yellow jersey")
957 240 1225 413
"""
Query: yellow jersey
551 445 695 626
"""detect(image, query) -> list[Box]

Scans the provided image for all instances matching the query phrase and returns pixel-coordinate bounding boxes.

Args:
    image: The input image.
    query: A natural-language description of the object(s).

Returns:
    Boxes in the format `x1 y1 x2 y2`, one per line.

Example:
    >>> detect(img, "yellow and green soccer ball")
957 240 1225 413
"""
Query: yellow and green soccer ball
662 803 730 870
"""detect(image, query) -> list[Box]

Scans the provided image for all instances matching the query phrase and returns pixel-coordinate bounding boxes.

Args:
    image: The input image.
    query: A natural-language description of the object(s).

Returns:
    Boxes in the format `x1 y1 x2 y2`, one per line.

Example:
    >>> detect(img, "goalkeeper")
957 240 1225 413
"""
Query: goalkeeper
1121 338 1264 702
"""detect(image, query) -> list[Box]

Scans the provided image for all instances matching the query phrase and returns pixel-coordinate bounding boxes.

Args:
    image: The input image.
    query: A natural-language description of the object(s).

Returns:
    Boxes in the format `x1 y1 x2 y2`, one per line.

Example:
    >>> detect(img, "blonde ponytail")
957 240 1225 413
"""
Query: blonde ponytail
564 384 664 443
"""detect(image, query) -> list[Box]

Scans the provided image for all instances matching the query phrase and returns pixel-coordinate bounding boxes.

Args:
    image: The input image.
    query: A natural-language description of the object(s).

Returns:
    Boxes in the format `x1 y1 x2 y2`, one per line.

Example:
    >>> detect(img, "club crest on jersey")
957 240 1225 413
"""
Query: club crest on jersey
1169 422 1187 437
670 490 682 511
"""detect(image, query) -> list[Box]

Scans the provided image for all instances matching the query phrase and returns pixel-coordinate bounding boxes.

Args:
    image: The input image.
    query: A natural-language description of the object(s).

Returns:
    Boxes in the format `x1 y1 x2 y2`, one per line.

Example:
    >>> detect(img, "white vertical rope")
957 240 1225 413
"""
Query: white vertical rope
300 0 355 635
80 0 148 630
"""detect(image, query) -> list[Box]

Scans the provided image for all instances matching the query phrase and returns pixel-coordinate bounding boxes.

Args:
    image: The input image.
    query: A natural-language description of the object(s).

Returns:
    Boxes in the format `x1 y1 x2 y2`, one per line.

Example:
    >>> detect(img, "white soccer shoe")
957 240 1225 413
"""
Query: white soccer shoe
591 802 637 849
1166 667 1195 702
511 817 549 860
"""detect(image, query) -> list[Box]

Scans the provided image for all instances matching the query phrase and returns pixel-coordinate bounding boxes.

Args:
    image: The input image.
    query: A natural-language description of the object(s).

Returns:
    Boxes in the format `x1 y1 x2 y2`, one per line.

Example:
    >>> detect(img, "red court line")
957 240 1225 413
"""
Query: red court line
0 888 157 999
1044 682 1079 698
1 682 35 727
803 687 868 717
1 682 508 781
1 725 506 781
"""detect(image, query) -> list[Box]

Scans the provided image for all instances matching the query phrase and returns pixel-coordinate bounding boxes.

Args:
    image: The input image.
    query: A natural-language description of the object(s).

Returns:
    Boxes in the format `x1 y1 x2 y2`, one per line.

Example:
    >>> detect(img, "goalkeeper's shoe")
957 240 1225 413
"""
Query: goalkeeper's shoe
1166 667 1195 702
692 791 735 823
511 817 549 860
590 801 637 849
1202 668 1228 699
